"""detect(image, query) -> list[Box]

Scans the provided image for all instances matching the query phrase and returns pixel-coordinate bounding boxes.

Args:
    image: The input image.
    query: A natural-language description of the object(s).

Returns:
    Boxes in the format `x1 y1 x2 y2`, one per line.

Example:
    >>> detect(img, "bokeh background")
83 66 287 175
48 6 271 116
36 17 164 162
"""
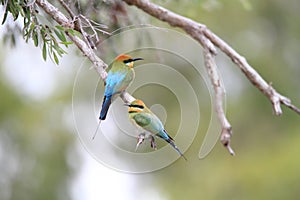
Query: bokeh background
1 0 300 199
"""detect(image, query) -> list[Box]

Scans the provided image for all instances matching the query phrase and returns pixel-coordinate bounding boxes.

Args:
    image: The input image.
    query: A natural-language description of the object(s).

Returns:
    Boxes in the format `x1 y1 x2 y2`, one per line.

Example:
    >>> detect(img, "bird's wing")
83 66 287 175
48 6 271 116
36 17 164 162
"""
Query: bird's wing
133 112 152 128
162 129 174 141
104 71 127 96
133 112 166 135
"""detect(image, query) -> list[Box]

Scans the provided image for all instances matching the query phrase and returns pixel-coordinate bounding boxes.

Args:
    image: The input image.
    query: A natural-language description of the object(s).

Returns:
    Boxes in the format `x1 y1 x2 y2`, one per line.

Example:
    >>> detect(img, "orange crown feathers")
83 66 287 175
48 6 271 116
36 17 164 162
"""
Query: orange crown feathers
131 99 146 107
135 99 145 106
115 54 132 61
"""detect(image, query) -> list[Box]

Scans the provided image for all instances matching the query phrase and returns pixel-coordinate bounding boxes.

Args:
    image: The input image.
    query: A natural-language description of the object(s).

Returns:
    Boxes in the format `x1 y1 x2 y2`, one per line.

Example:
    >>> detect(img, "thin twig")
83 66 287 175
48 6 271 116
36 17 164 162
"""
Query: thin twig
57 0 107 49
203 47 235 155
201 29 299 116
35 0 299 156
123 0 300 116
122 0 300 155
35 0 135 103
58 0 75 19
123 0 217 54
78 14 99 42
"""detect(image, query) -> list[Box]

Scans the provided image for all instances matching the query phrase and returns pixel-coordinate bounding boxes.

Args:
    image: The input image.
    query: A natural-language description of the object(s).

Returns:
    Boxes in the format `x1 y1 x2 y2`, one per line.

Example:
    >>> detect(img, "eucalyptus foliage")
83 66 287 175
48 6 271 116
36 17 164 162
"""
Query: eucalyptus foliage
1 0 70 64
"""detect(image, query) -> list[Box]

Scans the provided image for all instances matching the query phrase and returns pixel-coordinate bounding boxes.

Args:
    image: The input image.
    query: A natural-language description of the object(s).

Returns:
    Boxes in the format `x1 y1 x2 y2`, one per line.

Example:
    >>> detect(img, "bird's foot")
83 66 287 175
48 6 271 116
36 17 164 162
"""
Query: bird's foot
150 135 157 150
135 132 146 151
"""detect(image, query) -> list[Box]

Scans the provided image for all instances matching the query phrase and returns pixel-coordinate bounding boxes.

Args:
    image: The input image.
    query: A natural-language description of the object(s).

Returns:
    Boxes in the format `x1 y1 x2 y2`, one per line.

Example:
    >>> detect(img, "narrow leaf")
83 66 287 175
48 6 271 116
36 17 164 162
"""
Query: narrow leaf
55 25 65 31
42 42 47 61
59 30 67 42
60 41 73 45
33 32 38 47
2 10 8 24
54 29 66 42
53 52 59 65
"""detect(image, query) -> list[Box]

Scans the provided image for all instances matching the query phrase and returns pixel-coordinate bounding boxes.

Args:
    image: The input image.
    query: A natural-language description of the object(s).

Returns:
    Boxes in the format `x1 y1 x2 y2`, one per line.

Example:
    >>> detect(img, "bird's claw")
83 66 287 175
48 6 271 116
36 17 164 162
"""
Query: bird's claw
150 135 157 150
135 133 145 151
135 133 157 151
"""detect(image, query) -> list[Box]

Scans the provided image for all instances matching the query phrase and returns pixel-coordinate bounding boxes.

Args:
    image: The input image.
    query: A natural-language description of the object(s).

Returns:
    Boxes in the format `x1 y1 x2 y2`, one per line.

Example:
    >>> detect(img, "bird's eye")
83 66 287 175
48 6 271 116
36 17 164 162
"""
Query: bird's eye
129 105 144 109
123 59 133 64
137 105 144 109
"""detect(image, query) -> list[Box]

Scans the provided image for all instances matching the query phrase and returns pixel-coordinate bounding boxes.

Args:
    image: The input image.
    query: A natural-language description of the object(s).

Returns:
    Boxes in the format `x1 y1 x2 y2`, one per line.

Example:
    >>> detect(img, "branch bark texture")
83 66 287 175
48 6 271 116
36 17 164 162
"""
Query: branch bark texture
34 0 300 155
35 0 134 102
123 0 300 115
203 48 234 155
123 0 300 154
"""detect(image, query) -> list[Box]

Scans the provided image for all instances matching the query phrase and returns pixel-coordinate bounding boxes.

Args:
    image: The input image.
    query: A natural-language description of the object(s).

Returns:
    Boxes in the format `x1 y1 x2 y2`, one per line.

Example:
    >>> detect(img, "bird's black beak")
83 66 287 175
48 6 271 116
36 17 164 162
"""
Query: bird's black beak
132 58 143 62
124 103 131 107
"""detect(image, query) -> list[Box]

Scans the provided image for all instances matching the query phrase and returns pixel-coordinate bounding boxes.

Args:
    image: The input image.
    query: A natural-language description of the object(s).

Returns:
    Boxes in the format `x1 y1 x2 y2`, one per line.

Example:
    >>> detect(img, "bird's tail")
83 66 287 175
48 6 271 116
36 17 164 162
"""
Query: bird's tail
99 95 112 120
92 120 101 140
159 130 187 161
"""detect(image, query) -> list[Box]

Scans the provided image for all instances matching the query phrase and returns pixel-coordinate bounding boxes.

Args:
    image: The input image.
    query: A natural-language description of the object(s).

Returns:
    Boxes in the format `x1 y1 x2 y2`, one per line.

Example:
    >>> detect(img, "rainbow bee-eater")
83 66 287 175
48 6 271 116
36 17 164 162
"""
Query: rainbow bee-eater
92 54 143 139
127 99 187 161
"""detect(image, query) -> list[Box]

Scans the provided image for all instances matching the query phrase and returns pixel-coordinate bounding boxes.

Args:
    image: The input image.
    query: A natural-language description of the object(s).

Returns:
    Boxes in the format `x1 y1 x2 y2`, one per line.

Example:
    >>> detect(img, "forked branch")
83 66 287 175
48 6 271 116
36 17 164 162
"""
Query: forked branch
123 0 300 154
203 47 235 155
123 0 300 116
35 0 134 103
35 0 299 155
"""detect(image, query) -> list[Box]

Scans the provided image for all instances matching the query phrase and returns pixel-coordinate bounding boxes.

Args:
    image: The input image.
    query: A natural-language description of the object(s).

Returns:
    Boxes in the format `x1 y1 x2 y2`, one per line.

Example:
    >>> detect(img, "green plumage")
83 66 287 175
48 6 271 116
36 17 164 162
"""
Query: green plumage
132 113 152 127
128 99 187 160
93 54 142 139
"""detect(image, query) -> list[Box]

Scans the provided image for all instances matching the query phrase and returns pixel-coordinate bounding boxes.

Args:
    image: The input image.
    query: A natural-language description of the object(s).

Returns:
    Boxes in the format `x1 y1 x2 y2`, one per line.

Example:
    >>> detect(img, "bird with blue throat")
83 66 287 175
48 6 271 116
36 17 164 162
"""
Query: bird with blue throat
92 54 143 139
126 99 187 161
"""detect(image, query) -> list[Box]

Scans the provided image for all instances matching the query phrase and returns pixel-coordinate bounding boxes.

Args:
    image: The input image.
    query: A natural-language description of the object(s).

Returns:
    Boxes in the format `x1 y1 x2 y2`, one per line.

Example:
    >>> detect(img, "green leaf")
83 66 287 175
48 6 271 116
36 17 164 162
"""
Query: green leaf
66 28 81 37
53 44 66 56
54 29 66 42
24 22 35 43
60 41 73 46
59 31 67 42
33 31 38 47
29 21 35 31
40 27 46 40
2 9 8 24
53 52 59 65
49 33 58 45
42 42 47 61
55 25 65 31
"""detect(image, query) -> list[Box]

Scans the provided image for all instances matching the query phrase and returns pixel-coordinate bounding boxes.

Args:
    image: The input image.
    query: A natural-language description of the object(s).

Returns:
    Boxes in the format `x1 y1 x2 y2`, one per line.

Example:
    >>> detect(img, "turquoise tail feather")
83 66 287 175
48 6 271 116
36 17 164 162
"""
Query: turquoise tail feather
158 130 187 161
100 95 112 120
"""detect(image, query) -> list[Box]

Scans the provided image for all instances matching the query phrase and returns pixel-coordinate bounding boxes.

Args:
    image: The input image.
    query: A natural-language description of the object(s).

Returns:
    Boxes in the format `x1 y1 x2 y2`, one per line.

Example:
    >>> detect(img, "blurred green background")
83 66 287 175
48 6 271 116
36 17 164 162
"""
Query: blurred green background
1 0 300 199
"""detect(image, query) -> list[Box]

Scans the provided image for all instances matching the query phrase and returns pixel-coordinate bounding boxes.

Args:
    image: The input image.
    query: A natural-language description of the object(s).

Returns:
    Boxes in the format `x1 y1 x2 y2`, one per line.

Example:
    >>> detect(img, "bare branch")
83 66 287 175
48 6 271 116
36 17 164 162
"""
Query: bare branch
123 0 216 54
57 0 104 49
35 0 134 103
123 0 300 116
203 47 235 155
35 0 299 156
58 0 75 19
122 0 300 155
202 29 300 116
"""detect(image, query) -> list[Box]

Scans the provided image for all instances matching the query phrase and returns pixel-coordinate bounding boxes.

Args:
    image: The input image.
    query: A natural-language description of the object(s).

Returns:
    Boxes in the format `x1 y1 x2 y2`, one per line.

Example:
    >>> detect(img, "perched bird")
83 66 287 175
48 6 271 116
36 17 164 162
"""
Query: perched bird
92 54 143 139
127 99 187 161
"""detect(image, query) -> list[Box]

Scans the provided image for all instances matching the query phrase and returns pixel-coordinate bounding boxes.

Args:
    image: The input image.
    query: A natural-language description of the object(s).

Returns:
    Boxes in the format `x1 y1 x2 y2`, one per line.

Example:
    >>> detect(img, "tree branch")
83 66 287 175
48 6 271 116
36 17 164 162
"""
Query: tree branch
123 0 300 154
35 0 134 102
34 0 300 155
123 0 300 116
202 29 300 115
58 0 75 19
203 47 235 155
123 0 217 54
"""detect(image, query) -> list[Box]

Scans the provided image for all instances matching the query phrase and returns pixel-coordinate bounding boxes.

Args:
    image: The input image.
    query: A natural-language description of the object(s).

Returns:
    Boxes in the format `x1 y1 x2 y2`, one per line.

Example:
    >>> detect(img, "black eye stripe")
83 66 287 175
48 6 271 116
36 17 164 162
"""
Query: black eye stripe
129 105 144 109
123 58 143 64
123 59 133 64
